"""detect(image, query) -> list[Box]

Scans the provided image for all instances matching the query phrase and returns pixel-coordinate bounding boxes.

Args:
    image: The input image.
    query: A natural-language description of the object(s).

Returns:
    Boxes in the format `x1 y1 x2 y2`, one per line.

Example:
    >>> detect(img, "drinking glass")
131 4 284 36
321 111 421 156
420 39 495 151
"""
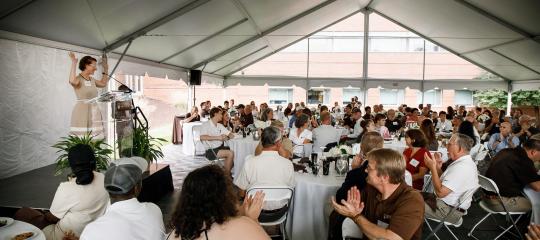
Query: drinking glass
336 159 348 176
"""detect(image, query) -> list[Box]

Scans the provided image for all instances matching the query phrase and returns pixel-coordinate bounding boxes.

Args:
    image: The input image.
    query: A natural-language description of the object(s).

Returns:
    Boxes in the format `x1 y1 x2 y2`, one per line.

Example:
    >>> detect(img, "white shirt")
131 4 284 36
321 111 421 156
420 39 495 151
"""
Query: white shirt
200 120 231 149
289 128 313 156
312 124 340 152
439 155 478 209
436 119 453 132
234 151 295 190
348 118 364 138
80 198 165 240
43 172 109 240
254 119 271 129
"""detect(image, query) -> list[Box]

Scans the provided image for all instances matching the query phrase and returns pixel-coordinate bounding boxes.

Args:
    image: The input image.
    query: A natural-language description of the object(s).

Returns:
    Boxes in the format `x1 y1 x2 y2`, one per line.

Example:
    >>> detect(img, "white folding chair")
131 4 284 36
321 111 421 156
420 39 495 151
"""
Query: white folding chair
246 186 294 240
467 175 526 240
342 217 363 239
425 187 479 240
473 144 491 165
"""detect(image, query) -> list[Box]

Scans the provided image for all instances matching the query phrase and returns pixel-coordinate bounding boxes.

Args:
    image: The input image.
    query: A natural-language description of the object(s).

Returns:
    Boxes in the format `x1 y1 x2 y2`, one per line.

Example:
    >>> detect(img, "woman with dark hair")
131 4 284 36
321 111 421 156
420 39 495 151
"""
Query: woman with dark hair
68 52 109 138
16 144 109 239
420 119 439 151
356 119 376 143
458 120 482 159
255 108 273 129
289 113 313 157
169 165 269 240
184 106 201 123
374 113 391 138
403 129 432 190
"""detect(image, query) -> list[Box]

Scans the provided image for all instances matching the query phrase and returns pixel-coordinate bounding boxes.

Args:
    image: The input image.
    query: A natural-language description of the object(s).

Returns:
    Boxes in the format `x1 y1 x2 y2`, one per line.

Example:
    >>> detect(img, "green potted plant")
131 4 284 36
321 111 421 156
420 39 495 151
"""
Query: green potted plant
52 133 113 176
130 125 166 170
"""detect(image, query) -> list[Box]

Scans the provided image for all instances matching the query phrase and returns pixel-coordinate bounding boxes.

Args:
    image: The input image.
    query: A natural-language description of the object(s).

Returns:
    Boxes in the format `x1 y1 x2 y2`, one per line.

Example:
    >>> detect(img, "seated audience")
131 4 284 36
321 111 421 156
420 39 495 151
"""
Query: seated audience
374 113 391 138
362 106 373 120
420 119 439 151
220 110 238 133
423 133 479 225
255 120 293 159
356 119 376 143
435 111 452 133
168 165 269 240
485 109 502 135
183 106 200 123
289 114 312 158
235 127 295 195
488 122 519 154
312 112 340 153
200 107 235 174
484 134 540 212
403 129 431 190
254 108 273 129
332 149 425 240
406 108 420 123
431 111 439 126
15 144 109 240
385 109 402 133
80 157 165 239
342 104 355 129
347 107 364 139
514 115 540 144
240 104 255 128
457 121 481 159
288 106 303 129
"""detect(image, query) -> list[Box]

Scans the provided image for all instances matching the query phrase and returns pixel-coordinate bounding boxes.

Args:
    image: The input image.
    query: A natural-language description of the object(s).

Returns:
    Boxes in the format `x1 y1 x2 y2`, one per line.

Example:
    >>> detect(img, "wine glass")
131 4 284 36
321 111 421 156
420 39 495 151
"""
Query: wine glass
336 159 348 176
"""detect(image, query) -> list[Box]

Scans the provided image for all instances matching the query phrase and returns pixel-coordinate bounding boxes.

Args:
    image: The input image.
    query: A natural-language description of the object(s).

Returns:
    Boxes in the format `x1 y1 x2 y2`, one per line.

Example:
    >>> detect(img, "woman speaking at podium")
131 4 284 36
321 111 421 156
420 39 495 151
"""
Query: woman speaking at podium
68 52 109 138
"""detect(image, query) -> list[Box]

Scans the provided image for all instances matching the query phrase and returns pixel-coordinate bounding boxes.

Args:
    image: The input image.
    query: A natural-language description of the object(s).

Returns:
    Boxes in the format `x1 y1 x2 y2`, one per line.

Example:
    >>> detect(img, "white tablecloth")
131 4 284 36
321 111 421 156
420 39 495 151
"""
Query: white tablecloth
524 186 540 223
228 136 259 179
181 122 203 155
0 220 45 240
287 165 344 240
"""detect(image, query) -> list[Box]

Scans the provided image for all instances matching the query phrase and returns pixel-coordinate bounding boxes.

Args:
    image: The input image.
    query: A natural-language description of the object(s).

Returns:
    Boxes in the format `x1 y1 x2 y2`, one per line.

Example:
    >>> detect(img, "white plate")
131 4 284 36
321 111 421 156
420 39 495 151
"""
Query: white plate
7 230 39 240
0 217 14 228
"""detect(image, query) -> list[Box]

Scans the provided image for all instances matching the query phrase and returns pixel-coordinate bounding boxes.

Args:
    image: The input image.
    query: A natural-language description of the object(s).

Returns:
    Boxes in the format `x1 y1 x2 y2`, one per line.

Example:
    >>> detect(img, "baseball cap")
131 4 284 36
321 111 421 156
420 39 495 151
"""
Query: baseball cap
104 157 148 194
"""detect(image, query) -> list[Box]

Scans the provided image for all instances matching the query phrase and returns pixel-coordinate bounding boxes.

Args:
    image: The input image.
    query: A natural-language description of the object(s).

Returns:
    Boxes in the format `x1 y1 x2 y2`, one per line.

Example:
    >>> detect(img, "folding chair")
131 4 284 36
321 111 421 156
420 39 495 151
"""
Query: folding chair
473 143 491 165
246 186 294 240
467 175 526 240
342 217 363 239
424 187 479 240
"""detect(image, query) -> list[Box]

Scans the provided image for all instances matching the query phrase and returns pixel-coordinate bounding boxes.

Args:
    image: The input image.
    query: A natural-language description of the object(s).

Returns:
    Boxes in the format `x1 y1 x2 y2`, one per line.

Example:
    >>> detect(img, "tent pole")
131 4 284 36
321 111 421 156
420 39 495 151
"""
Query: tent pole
421 40 426 105
362 10 370 106
109 40 132 76
506 81 512 117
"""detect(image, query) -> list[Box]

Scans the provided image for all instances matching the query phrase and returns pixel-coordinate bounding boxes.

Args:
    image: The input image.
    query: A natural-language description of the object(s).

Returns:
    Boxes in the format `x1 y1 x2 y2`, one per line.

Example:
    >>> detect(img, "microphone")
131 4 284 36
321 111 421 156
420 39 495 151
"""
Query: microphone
102 72 134 93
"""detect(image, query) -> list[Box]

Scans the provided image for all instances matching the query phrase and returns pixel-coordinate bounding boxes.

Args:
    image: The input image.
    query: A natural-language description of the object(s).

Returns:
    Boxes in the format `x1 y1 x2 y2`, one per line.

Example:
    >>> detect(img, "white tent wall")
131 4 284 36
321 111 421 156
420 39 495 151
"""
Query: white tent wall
0 37 194 178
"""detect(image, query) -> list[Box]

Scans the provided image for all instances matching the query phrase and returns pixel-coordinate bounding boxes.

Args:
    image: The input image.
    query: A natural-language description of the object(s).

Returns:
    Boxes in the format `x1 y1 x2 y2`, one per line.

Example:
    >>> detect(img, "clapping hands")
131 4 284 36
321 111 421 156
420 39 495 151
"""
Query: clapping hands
424 152 442 170
242 191 265 221
331 186 364 218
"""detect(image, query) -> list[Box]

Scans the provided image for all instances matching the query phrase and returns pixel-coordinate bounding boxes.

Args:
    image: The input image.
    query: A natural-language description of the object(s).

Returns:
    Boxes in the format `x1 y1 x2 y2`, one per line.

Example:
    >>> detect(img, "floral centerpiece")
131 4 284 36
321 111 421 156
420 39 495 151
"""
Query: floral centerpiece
329 145 352 156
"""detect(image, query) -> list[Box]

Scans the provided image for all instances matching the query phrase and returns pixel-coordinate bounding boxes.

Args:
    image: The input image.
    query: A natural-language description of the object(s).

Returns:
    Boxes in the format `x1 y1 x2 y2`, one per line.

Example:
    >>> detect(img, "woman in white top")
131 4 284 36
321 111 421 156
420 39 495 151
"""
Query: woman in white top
168 165 269 240
254 108 273 129
374 113 391 139
289 113 313 157
18 144 110 240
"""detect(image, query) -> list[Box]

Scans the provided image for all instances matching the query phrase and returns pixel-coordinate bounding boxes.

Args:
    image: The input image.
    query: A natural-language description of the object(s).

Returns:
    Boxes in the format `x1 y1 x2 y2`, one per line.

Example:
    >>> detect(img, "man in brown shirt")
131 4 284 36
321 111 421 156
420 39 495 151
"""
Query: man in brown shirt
332 148 425 240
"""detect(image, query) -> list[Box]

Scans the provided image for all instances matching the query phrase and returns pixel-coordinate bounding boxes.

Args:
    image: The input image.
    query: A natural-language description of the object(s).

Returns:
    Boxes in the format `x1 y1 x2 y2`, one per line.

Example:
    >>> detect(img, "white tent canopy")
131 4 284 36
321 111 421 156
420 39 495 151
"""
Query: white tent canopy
2 0 539 88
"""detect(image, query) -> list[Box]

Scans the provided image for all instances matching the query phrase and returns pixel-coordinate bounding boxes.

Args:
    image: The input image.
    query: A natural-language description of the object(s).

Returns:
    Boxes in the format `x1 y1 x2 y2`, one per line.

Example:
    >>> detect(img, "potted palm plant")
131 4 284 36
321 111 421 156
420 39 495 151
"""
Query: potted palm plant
130 125 166 171
52 132 113 176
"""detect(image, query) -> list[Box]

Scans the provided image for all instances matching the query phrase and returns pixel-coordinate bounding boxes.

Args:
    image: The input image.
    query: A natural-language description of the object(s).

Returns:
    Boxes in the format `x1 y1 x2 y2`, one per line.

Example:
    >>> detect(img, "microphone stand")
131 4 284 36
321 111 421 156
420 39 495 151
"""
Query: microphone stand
102 72 133 93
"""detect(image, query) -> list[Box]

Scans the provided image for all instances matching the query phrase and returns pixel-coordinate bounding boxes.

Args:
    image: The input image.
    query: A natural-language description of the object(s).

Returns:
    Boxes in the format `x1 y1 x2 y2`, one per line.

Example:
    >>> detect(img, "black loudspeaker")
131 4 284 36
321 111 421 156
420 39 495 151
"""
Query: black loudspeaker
189 70 202 85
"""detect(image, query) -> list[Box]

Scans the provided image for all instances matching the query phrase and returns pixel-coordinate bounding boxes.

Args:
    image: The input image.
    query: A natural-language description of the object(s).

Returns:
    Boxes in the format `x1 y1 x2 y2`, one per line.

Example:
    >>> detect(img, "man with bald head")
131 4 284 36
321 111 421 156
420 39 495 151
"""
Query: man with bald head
488 122 520 154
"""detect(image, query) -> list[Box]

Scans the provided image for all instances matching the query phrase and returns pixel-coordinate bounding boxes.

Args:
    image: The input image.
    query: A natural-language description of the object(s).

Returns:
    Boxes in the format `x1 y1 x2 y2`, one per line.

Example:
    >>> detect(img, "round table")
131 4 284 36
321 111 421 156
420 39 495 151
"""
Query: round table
286 162 344 240
181 121 203 155
227 135 259 179
0 220 45 240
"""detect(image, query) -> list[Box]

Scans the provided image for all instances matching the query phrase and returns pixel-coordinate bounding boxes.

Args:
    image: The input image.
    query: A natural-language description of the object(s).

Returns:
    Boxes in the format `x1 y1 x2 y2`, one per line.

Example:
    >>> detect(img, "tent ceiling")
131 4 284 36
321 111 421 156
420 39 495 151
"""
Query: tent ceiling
1 0 539 82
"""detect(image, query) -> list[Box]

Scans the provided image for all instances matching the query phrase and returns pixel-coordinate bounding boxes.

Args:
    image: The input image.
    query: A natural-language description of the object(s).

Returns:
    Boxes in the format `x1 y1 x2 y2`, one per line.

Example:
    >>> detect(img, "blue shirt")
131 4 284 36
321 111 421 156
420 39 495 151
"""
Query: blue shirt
488 133 520 154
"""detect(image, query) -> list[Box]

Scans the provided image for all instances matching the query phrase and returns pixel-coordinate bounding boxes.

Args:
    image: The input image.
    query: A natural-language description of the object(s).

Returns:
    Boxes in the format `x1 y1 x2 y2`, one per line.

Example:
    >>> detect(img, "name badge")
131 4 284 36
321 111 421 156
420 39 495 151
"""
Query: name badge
410 159 420 168
84 80 92 87
393 122 398 126
377 220 389 229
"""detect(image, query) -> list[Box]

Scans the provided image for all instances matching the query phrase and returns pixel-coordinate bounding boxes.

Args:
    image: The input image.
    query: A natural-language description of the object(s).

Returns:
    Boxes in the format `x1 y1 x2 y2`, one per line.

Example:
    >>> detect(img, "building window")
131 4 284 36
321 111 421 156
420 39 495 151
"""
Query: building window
417 89 442 106
455 90 473 106
268 88 293 105
308 88 330 105
380 89 404 105
343 88 362 105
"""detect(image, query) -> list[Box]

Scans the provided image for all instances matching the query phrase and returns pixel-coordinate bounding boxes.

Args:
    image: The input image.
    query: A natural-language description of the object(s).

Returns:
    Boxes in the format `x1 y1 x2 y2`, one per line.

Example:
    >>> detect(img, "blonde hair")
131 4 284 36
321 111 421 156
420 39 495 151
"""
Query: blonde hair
360 132 384 155
367 148 405 184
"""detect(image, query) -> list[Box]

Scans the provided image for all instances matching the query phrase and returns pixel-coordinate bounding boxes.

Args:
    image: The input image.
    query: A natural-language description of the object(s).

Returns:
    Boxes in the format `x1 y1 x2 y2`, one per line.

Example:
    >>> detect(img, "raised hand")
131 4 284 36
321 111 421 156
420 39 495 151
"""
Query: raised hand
424 152 441 170
69 52 77 63
242 191 265 221
527 224 540 240
331 186 364 218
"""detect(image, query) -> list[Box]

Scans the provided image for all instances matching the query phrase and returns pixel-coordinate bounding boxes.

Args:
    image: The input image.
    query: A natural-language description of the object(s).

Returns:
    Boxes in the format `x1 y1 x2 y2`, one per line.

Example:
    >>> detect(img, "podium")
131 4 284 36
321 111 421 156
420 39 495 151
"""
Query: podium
87 91 134 159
